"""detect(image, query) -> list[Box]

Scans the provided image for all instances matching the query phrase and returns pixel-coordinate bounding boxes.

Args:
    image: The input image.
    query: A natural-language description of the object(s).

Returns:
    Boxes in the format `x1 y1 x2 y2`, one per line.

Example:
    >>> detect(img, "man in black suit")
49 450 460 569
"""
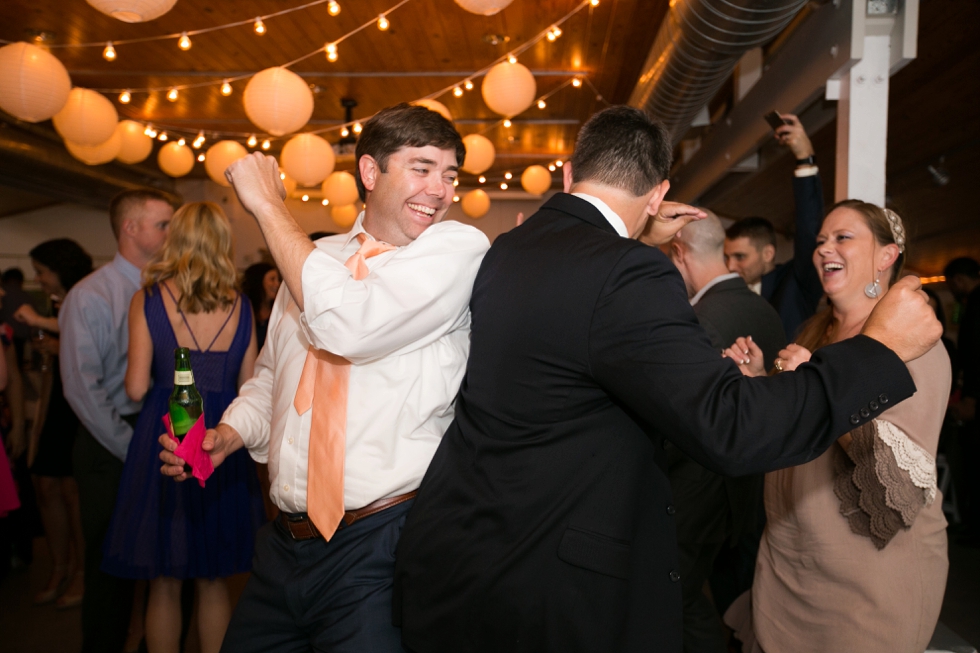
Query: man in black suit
667 214 785 652
394 106 941 653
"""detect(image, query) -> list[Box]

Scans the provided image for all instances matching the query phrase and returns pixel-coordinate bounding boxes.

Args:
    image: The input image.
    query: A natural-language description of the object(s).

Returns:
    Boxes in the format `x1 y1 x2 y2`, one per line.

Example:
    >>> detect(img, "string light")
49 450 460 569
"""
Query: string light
197 153 205 162
453 178 459 187
352 122 363 134
158 132 168 141
572 77 582 87
503 119 512 128
247 134 258 147
377 14 390 30
478 176 486 184
167 87 179 102
118 90 131 104
453 86 463 97
590 0 599 5
340 127 350 137
548 163 556 171
507 54 517 64
144 125 155 137
221 80 233 96
178 32 192 50
464 80 474 91
254 17 266 35
177 137 186 146
504 171 512 180
103 42 116 61
280 172 286 180
322 198 330 205
325 42 338 62
327 1 341 16
500 182 508 190
302 194 310 202
453 195 460 202
193 131 205 148
262 139 271 150
537 99 547 109
555 160 564 167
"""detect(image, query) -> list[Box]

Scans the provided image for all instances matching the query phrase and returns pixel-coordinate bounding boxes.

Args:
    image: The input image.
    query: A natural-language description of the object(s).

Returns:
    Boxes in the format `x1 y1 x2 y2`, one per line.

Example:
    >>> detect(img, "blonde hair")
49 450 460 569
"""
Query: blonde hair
143 201 237 313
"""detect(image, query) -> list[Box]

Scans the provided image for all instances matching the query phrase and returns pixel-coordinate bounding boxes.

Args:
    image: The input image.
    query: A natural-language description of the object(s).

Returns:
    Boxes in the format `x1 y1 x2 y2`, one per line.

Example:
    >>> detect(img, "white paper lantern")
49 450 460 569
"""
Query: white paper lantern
281 133 335 187
65 128 122 166
85 0 178 23
0 42 71 123
243 67 314 137
454 0 514 16
205 140 248 186
482 61 536 117
521 165 552 195
53 88 119 146
412 99 453 123
461 134 495 175
158 142 195 177
115 120 153 164
461 189 490 219
331 204 359 229
321 171 359 206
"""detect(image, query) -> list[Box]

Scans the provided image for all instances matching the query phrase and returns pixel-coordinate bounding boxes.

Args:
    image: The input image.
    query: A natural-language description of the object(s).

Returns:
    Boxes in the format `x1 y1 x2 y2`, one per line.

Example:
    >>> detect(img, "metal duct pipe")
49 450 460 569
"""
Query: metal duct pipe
629 0 809 144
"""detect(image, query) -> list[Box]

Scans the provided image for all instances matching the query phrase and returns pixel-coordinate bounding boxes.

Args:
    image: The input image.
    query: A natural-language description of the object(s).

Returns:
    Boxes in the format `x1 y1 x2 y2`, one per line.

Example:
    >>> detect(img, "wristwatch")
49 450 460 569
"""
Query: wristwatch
795 154 816 166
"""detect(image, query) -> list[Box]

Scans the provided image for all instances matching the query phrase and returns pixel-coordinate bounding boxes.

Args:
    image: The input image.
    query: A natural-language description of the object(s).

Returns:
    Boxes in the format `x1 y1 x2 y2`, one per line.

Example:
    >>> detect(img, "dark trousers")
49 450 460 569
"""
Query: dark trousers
221 499 413 653
677 539 727 653
73 424 136 653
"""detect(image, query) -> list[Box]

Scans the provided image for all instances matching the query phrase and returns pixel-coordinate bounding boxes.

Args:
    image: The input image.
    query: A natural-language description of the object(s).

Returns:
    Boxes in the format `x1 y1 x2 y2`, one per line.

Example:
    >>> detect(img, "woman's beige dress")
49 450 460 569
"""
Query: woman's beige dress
729 343 950 653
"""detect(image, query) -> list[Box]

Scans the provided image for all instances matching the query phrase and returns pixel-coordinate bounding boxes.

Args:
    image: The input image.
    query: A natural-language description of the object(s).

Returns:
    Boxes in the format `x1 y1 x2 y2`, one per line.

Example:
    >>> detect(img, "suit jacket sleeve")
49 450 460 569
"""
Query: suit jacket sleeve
588 244 916 477
790 173 825 308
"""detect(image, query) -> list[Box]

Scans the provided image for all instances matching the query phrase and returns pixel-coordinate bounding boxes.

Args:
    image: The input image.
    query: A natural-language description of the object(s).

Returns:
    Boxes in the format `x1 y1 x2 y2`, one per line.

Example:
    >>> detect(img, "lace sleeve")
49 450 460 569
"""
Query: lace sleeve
833 419 937 550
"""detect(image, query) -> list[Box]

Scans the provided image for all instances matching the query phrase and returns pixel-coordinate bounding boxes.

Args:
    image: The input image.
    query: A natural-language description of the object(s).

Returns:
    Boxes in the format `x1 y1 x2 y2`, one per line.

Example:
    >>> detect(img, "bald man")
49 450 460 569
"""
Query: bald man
667 214 786 652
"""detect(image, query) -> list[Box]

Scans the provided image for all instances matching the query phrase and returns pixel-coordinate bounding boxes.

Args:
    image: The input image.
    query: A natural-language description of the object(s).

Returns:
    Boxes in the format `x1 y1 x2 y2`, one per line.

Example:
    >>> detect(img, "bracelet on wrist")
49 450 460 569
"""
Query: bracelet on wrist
795 154 816 166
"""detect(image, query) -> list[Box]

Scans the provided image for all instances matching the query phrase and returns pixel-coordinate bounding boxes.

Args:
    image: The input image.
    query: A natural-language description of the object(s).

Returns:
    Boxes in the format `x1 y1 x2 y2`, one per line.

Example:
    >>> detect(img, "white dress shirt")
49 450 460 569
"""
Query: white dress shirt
572 193 629 238
221 214 490 511
690 272 742 306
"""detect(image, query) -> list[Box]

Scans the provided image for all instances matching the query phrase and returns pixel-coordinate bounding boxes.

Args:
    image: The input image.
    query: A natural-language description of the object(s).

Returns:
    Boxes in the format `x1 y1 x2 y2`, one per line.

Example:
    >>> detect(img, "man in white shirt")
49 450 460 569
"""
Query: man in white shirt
161 104 489 652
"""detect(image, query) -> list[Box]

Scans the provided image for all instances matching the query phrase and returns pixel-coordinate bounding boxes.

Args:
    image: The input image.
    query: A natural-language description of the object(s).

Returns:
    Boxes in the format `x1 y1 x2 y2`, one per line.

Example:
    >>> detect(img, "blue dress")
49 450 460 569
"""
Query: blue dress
102 285 266 580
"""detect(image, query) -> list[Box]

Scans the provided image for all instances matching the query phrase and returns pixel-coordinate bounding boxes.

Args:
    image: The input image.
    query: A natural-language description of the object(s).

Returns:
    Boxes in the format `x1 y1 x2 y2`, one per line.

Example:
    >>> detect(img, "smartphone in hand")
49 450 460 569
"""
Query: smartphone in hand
764 111 790 130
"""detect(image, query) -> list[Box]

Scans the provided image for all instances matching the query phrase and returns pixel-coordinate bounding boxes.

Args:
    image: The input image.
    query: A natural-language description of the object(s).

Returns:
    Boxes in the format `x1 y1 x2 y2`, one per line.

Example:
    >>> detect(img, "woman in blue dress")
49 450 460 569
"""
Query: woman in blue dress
102 202 266 653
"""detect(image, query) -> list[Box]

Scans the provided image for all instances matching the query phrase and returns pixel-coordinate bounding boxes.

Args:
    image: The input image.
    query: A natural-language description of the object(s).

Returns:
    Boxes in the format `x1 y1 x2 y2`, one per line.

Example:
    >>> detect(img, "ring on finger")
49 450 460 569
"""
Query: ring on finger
774 358 784 372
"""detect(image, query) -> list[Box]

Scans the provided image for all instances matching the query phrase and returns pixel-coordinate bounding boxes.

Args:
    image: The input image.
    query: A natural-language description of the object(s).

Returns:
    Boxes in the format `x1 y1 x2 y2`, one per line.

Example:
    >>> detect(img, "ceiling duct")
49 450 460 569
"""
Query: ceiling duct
629 0 809 144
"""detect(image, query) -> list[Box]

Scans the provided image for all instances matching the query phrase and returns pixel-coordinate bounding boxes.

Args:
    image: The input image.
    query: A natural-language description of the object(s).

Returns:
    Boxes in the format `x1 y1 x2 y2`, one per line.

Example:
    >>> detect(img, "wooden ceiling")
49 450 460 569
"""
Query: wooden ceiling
0 0 665 183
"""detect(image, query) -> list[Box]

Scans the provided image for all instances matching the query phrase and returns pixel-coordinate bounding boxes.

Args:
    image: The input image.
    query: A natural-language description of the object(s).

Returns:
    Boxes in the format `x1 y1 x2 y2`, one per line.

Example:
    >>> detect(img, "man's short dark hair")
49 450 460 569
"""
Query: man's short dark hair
108 189 174 239
570 106 672 197
725 217 777 250
354 103 465 202
943 257 980 280
2 267 24 284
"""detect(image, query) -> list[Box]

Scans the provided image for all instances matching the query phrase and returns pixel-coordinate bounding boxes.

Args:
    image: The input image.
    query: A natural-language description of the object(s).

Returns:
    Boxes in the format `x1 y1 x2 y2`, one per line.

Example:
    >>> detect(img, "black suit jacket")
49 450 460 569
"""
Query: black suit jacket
394 193 915 653
668 276 786 545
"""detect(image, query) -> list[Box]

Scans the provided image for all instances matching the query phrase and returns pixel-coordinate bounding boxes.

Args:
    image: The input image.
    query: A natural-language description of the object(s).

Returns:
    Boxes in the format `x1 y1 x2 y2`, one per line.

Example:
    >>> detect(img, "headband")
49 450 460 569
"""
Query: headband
884 208 906 253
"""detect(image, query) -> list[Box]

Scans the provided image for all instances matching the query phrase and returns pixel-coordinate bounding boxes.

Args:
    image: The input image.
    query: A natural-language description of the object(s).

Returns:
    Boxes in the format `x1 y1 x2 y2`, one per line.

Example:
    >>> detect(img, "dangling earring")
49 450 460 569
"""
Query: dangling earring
865 270 882 299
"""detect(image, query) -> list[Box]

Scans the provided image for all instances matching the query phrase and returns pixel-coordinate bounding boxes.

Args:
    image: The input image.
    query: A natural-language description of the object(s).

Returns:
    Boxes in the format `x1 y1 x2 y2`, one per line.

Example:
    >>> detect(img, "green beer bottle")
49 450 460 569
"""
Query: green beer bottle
169 347 203 473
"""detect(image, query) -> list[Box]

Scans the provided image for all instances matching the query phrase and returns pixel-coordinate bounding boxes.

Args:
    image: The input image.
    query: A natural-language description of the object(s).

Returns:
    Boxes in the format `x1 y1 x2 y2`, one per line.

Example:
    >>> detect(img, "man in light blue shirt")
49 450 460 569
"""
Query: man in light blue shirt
60 189 173 653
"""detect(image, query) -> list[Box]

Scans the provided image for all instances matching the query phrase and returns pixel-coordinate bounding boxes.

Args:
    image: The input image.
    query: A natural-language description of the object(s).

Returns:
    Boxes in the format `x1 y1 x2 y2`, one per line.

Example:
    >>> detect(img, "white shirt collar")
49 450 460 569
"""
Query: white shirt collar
748 280 762 296
571 193 629 238
341 211 369 248
690 272 742 306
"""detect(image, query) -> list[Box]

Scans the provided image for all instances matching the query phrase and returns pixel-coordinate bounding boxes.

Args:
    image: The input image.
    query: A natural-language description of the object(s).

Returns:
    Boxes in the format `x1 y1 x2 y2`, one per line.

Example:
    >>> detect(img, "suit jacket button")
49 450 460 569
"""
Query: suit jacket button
669 570 680 582
869 400 879 411
850 414 861 425
879 393 889 404
860 408 871 418
666 505 676 515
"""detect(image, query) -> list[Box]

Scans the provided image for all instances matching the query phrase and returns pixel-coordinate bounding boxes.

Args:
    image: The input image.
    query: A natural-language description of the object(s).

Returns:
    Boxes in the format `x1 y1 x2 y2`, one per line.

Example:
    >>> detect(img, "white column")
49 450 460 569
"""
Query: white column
835 33 891 205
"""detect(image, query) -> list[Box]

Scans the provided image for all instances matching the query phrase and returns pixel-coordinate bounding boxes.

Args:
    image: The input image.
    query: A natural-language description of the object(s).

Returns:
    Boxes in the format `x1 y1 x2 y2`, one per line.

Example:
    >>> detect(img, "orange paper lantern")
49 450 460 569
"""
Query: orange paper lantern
0 42 71 123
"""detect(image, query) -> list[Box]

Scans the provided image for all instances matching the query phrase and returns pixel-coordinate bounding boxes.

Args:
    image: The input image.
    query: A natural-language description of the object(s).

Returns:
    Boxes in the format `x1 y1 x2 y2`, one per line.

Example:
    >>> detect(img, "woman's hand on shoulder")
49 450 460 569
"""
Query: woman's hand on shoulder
723 336 766 377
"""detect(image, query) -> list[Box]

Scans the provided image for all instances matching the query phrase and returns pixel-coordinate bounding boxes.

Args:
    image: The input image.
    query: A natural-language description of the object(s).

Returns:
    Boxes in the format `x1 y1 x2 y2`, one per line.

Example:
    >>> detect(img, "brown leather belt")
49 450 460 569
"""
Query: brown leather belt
276 491 417 541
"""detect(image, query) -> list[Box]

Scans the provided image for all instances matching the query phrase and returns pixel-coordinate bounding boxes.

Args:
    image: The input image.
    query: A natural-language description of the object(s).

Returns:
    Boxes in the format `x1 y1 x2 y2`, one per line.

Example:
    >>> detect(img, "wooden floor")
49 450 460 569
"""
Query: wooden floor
1 535 978 652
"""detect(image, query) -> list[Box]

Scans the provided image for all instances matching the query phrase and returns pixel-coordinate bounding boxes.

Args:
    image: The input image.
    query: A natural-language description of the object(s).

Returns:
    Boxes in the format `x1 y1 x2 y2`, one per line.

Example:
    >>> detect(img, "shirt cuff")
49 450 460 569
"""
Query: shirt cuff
794 165 819 177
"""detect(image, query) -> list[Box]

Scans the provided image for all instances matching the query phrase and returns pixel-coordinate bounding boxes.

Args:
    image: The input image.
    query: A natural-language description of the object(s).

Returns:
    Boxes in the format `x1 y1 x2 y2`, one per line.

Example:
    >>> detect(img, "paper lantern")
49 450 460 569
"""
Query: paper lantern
65 128 122 166
281 133 335 187
52 88 119 146
85 0 178 22
243 67 314 137
0 42 71 123
158 142 195 177
461 189 490 219
461 134 495 175
454 0 514 15
331 204 359 229
482 61 536 117
115 120 153 164
205 140 248 186
521 165 552 195
412 99 453 123
321 171 359 206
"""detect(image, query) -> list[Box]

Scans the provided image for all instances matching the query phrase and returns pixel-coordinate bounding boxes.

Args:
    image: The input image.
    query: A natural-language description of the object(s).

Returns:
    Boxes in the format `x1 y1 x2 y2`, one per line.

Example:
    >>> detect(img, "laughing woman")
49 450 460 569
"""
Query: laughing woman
723 201 950 653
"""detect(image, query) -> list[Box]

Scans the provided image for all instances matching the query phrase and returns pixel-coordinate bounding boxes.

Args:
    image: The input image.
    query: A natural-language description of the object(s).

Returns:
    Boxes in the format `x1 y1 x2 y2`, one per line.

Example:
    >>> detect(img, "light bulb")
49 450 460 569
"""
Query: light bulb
352 122 362 134
328 0 341 15
262 139 271 150
504 171 512 180
552 26 562 38
537 99 546 109
548 164 556 171
555 160 564 167
178 32 192 50
322 199 329 206
478 176 486 184
144 125 154 136
590 0 599 6
464 80 474 90
254 18 266 35
325 42 338 63
118 90 131 104
301 194 309 202
280 172 286 180
572 77 582 88
103 42 116 61
453 178 459 187
167 88 179 102
326 50 338 62
507 54 517 64
340 127 350 138
453 86 463 97
158 132 168 141
221 80 233 96
503 119 512 127
197 153 205 162
546 31 557 42
177 137 186 146
500 182 508 190
193 131 205 148
247 135 258 147
377 14 389 30
453 195 460 202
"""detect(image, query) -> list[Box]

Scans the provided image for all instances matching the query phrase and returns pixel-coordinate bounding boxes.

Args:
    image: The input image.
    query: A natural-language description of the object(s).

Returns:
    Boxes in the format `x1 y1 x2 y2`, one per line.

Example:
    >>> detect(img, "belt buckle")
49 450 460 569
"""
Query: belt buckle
281 514 320 540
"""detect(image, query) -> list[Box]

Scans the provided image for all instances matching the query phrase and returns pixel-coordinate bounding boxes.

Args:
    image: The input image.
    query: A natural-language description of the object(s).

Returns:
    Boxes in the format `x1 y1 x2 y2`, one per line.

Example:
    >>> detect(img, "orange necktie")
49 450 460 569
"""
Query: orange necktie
294 233 396 538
